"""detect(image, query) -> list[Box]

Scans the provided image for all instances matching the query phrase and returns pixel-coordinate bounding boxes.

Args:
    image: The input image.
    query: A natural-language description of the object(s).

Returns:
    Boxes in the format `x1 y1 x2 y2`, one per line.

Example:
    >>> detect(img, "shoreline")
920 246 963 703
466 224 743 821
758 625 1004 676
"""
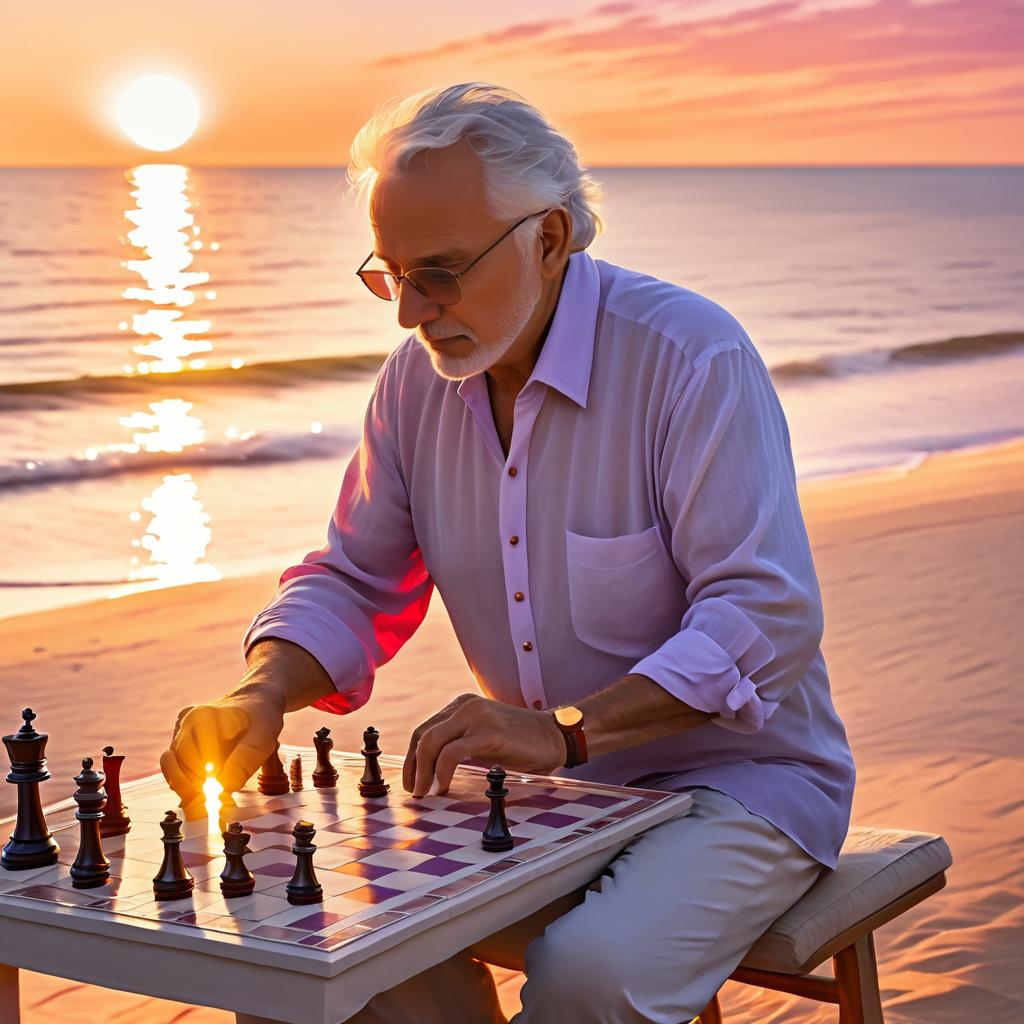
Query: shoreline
3 430 1022 625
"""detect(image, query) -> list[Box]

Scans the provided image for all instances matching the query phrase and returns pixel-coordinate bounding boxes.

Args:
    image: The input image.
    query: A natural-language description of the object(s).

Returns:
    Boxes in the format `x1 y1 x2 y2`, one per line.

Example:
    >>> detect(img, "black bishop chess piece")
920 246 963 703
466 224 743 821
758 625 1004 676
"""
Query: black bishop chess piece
289 755 304 792
220 821 256 898
285 820 323 905
152 810 195 901
70 757 111 889
2 708 60 870
312 727 339 789
481 765 514 852
257 745 290 796
100 745 131 838
358 726 389 798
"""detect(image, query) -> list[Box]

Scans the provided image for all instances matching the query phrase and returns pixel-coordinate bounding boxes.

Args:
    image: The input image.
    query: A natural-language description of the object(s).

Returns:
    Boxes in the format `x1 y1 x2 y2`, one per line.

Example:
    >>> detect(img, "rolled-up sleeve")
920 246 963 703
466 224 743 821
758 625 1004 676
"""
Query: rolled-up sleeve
243 347 433 714
628 344 824 734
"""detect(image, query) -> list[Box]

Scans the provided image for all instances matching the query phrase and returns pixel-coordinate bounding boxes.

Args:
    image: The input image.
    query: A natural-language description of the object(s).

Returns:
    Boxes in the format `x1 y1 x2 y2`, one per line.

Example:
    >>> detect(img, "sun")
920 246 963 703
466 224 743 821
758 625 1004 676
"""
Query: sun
117 74 200 152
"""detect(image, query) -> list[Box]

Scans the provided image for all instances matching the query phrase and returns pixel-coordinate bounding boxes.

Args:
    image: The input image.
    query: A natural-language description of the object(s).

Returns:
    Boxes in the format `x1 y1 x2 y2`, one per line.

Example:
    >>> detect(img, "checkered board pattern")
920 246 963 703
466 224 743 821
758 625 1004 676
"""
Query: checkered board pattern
0 747 685 955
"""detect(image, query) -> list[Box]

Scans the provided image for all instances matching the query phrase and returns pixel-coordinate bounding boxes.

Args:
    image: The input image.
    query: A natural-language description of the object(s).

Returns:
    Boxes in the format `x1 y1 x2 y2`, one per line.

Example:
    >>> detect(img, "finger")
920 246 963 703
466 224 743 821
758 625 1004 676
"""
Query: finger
159 749 202 806
170 705 194 743
175 705 249 780
219 728 278 795
432 737 475 796
404 697 474 792
412 717 467 798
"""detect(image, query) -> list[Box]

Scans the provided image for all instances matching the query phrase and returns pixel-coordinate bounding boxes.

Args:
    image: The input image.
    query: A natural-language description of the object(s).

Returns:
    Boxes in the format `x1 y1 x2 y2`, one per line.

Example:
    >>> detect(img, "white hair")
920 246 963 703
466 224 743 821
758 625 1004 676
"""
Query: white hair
346 82 605 252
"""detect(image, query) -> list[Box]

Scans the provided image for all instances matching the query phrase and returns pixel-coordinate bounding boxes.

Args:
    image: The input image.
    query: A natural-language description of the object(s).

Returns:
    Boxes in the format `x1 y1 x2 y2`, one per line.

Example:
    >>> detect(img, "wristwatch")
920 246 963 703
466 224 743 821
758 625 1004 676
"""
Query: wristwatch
551 705 588 769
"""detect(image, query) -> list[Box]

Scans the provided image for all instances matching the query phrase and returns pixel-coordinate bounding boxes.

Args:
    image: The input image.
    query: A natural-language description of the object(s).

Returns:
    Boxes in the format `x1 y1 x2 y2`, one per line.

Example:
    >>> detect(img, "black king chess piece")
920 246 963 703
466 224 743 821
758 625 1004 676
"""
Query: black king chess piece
358 726 389 798
285 820 323 905
2 708 60 870
482 765 514 852
312 727 339 789
100 745 131 838
152 810 195 901
257 744 290 796
220 821 256 898
70 757 111 889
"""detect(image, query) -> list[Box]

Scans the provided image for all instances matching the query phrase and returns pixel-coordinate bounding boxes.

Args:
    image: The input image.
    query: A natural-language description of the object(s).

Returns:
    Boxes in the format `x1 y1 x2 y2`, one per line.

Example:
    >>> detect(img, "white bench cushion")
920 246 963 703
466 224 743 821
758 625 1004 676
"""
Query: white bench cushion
741 826 953 974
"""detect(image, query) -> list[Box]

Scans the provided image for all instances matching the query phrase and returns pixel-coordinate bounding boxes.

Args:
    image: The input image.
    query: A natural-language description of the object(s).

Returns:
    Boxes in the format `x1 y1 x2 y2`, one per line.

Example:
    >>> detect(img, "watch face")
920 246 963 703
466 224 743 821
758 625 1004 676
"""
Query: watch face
554 706 583 728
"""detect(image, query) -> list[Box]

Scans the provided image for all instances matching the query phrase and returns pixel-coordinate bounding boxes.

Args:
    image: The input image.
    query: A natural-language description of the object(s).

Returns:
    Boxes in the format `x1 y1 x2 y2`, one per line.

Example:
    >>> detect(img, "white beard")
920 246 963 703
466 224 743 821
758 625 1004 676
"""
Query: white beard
418 246 542 381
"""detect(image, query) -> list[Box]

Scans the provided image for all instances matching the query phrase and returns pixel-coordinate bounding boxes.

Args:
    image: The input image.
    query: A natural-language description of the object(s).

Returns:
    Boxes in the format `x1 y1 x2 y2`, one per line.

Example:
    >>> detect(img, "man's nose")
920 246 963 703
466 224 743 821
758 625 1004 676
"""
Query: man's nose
396 279 443 331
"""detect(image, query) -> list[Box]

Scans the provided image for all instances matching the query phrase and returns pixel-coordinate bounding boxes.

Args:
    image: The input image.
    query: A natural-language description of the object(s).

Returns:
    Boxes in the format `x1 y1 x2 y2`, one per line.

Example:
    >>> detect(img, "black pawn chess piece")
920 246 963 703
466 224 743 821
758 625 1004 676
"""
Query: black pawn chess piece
1 708 60 870
285 820 323 905
289 755 304 792
482 765 514 853
220 821 256 898
257 745 290 796
312 727 339 789
358 726 389 798
100 745 131 838
152 810 195 901
70 757 111 889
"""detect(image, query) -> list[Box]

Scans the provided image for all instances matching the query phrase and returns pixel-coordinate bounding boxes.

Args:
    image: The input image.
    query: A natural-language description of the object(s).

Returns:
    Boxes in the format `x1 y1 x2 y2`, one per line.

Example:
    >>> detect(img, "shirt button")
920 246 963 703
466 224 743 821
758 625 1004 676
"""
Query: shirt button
522 641 533 651
514 591 524 602
532 699 543 710
508 466 518 477
509 535 519 545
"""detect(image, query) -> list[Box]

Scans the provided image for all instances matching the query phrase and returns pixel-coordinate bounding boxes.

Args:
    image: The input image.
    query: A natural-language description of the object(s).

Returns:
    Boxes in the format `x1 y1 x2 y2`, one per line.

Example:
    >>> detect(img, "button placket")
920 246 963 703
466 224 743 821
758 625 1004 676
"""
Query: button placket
499 388 546 711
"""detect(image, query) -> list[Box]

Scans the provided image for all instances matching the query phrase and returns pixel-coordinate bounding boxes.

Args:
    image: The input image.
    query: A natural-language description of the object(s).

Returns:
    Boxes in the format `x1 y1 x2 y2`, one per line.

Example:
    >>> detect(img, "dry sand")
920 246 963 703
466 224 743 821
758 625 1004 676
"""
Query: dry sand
2 438 1022 1022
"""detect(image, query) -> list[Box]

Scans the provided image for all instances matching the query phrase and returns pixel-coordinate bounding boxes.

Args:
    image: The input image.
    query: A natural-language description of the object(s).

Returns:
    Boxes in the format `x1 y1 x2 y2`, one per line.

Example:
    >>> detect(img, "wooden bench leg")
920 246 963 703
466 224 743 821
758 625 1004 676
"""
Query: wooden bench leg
0 963 20 1024
698 992 723 1023
834 932 884 1024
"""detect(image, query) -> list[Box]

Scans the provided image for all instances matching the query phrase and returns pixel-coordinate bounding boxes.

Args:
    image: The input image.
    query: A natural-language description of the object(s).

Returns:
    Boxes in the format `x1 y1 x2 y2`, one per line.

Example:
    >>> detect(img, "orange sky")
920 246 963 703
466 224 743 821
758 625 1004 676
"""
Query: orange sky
3 0 1022 166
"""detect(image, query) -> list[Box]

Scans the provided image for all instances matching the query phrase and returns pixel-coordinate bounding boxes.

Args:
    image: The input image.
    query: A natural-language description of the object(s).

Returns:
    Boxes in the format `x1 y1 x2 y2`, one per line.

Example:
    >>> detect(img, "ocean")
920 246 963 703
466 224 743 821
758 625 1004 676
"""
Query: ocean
0 165 1021 618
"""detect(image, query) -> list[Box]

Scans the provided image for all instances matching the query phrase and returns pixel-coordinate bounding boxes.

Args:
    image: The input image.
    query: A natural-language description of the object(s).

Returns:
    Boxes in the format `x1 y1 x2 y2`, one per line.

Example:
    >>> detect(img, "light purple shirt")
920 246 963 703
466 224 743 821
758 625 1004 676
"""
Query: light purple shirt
244 249 856 869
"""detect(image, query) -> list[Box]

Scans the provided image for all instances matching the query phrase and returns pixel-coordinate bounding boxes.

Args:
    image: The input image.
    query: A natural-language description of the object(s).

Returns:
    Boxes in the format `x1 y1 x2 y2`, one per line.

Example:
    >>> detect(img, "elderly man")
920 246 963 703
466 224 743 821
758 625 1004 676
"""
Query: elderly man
161 82 855 1023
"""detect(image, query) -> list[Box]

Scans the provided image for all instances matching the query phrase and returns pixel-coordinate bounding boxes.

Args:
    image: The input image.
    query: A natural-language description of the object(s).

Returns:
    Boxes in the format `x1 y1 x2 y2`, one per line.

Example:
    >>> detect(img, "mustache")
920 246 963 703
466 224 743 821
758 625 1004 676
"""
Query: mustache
420 326 472 341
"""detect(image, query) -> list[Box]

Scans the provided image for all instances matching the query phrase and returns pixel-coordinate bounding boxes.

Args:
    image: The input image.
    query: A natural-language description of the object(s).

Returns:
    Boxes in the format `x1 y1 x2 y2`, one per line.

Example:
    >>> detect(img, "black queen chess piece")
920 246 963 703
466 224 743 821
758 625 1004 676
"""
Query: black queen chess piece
70 757 111 889
482 765 514 852
100 745 131 838
2 708 60 870
285 820 323 905
312 727 339 789
152 810 195 901
220 821 256 898
358 726 389 798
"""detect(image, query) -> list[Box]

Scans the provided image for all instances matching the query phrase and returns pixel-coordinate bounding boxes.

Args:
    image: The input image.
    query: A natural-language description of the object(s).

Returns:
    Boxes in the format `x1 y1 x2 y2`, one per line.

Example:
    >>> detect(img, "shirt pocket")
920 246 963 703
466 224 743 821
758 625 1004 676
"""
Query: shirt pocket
564 524 686 659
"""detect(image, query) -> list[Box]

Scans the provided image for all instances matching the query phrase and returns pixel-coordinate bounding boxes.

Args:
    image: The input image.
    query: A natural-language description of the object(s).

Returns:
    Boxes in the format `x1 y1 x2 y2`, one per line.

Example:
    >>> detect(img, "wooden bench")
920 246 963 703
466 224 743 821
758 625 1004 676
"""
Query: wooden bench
696 826 953 1023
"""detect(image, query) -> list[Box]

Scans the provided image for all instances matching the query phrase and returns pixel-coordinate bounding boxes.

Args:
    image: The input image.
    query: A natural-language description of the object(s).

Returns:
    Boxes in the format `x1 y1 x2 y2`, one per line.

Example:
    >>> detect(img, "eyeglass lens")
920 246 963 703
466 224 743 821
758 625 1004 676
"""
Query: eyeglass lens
360 267 461 305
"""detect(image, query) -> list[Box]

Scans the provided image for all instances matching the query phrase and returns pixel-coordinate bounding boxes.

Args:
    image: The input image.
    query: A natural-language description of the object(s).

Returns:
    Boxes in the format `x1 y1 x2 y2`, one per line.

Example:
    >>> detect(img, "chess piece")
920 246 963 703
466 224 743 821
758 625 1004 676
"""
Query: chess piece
257 745 290 796
482 765 514 852
358 726 389 798
289 755 304 792
285 820 323 905
1 708 60 870
312 727 339 789
100 745 131 838
220 821 256 898
70 757 110 888
152 810 195 901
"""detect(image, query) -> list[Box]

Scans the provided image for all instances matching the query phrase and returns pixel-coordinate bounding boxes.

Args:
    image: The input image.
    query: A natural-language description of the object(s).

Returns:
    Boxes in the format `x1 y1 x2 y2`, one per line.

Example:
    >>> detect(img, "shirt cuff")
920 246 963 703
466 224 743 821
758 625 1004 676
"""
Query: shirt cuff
243 600 372 716
628 598 780 734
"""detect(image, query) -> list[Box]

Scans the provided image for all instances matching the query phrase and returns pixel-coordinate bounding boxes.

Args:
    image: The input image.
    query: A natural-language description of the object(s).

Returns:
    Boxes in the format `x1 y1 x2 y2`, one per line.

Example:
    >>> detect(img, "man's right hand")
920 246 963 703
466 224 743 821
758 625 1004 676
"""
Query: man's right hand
160 689 285 814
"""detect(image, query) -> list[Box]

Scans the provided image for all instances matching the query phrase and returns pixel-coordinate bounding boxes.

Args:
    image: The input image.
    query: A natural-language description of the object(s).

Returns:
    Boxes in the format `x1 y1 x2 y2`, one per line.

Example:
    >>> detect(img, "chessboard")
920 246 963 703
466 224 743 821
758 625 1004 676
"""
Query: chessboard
1 744 692 969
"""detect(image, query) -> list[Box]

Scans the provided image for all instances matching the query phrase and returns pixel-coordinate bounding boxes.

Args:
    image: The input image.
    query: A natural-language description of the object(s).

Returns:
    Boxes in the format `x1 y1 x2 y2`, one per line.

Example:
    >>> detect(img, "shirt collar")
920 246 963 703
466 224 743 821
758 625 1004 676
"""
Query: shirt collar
456 248 600 411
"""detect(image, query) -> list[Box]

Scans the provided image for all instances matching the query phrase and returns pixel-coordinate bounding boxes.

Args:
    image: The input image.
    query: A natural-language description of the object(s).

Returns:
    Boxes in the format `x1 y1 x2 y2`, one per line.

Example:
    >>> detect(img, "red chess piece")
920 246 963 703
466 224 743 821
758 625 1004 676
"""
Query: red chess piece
100 745 131 838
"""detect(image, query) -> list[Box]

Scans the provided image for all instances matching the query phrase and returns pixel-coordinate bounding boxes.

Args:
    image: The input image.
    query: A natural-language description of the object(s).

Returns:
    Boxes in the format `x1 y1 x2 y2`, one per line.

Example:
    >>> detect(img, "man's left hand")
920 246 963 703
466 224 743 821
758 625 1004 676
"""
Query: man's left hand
404 693 566 797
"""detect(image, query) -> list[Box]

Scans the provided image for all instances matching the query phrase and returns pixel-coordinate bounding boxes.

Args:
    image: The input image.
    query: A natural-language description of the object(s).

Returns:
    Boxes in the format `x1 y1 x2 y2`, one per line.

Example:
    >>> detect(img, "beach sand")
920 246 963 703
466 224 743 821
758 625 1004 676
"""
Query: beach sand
2 438 1022 1022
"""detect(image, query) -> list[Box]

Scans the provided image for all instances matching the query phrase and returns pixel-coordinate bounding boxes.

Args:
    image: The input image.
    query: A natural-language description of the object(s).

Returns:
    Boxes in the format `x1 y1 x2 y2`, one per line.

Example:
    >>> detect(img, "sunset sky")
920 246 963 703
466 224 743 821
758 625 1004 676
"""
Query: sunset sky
3 0 1021 167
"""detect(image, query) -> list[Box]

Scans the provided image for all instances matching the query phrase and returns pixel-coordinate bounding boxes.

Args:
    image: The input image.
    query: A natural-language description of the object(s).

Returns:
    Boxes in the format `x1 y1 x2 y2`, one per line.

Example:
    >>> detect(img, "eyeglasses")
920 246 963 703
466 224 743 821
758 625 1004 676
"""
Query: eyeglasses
356 208 552 305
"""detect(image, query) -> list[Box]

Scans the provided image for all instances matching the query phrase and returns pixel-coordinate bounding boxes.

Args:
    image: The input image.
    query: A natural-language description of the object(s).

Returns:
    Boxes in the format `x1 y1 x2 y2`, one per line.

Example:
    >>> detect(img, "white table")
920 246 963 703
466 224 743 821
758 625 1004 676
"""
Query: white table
0 751 692 1023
